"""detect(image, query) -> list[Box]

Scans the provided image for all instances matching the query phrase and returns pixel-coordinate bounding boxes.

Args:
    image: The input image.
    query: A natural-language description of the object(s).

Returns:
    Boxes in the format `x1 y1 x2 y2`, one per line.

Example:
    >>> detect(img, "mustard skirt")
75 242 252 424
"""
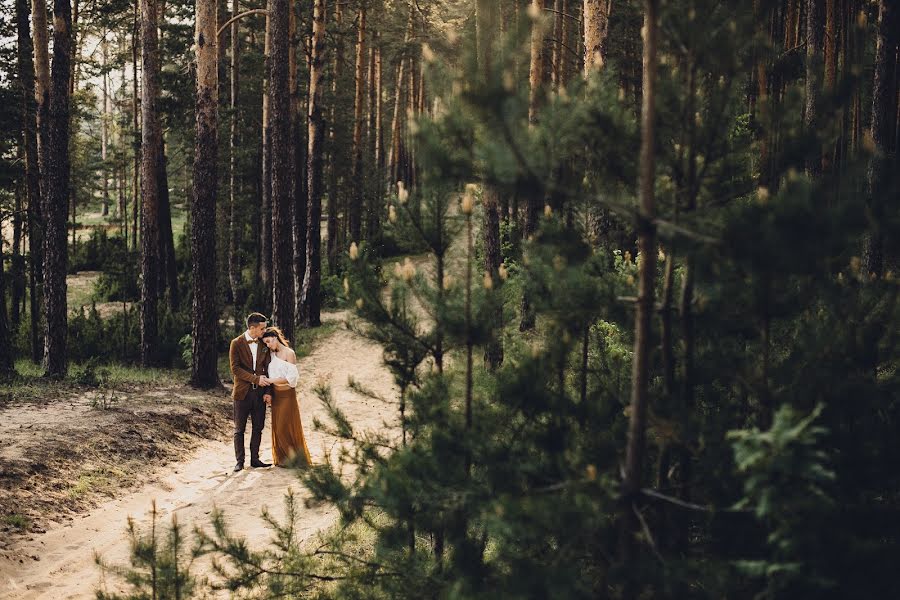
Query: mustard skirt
270 384 313 467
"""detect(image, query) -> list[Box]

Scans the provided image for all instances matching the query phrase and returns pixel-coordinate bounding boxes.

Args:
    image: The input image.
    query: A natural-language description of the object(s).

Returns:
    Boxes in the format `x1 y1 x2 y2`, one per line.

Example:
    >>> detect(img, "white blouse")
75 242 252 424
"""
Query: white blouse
268 354 299 388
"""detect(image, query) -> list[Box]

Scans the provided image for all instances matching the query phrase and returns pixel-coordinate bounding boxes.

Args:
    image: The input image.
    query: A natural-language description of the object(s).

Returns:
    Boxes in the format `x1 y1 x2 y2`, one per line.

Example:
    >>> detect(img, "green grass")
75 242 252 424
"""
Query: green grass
67 467 124 500
1 514 31 530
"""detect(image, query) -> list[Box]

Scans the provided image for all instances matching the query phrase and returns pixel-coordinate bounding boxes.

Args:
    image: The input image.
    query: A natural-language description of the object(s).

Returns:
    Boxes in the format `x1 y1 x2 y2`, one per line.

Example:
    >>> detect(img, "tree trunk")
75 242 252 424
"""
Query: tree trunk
583 0 612 76
350 2 367 244
31 0 51 188
17 0 43 363
293 0 308 330
620 0 659 586
228 0 242 311
805 0 822 174
101 38 110 217
326 1 343 275
302 0 327 328
42 0 74 377
863 0 899 277
140 0 162 367
269 0 294 337
478 0 504 369
11 177 24 328
157 146 178 310
521 0 546 331
261 12 273 300
132 0 141 253
0 230 14 378
389 7 414 187
190 0 219 387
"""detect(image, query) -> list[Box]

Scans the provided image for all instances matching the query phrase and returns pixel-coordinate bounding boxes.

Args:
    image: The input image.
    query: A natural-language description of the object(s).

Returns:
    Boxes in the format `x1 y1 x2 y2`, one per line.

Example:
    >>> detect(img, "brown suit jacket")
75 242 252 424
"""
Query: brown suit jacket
229 334 272 401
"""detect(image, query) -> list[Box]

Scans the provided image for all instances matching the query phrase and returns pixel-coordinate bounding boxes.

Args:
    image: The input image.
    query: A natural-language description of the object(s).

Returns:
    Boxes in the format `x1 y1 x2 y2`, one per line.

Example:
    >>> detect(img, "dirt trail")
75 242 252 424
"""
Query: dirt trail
0 311 397 599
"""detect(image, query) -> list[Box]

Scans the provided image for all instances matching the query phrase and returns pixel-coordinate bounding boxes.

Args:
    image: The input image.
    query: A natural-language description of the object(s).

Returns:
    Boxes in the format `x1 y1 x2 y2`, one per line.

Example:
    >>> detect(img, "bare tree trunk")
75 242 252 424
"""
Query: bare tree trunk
620 0 659 587
190 0 219 387
350 2 367 244
157 146 178 310
863 0 899 277
42 0 74 377
101 37 110 217
302 0 327 328
12 174 24 328
17 0 43 363
292 0 308 330
269 0 294 337
140 0 162 367
805 0 822 174
520 0 546 331
228 0 242 311
326 1 343 274
389 7 414 187
0 227 14 377
478 0 504 369
261 12 273 301
365 33 382 240
583 0 611 76
132 0 140 253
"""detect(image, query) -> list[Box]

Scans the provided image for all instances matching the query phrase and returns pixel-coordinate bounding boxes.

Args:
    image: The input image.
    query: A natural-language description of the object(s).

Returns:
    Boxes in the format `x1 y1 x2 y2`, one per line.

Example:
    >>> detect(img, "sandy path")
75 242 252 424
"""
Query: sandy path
0 311 397 599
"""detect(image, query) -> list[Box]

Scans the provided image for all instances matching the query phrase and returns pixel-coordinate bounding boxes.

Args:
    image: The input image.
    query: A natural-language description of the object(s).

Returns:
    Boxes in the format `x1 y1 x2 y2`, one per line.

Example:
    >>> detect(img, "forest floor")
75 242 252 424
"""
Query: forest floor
0 309 398 599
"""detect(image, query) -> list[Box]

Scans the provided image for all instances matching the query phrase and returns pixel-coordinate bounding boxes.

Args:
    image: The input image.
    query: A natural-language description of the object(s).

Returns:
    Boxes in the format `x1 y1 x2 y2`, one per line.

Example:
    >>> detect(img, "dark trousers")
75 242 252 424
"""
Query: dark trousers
233 387 266 465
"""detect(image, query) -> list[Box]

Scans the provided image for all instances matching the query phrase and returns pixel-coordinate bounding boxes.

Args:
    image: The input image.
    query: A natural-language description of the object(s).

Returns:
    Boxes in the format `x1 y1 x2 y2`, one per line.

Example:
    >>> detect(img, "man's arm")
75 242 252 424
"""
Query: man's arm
229 339 260 385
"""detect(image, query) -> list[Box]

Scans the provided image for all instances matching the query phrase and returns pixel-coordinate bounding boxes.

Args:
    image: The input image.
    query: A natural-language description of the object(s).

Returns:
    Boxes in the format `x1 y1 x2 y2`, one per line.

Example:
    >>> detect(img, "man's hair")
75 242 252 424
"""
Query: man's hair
246 312 268 327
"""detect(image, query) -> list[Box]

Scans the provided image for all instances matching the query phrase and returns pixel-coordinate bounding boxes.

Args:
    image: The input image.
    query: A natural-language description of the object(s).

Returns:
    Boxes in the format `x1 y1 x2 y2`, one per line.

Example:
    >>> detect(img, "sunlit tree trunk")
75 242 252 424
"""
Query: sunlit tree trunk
301 0 327 328
350 2 367 244
292 0 308 330
583 0 611 76
261 12 273 300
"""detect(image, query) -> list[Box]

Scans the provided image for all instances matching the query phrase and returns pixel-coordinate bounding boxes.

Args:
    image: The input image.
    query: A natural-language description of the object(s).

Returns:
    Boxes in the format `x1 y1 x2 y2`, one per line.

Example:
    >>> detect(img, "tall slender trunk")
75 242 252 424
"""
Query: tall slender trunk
365 34 382 239
17 0 43 362
101 37 110 217
261 12 273 300
805 0 822 174
293 0 308 330
157 146 178 310
478 0 504 369
349 3 366 244
302 0 327 328
326 1 343 274
42 0 74 377
620 0 659 587
389 7 414 187
520 0 546 331
863 0 899 277
0 228 13 377
12 175 24 327
269 0 294 337
132 0 141 253
140 0 162 367
228 0 242 310
191 0 219 387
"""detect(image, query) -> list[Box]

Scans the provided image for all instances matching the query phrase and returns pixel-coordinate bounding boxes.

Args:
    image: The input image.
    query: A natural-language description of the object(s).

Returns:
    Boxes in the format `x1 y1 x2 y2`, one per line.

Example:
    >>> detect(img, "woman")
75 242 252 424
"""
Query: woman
260 327 313 467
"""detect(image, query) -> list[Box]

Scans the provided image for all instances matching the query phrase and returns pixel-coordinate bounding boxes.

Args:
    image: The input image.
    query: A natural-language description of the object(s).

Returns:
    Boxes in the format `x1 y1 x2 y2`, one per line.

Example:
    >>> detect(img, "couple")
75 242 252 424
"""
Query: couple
229 312 313 472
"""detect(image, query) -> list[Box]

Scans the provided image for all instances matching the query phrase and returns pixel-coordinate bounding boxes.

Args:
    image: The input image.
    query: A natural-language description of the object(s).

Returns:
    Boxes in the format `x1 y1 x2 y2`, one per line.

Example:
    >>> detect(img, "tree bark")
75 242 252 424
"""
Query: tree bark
620 0 659 585
292 0 308 331
269 0 294 337
42 0 74 377
101 38 110 217
302 0 327 328
17 0 43 363
261 11 273 300
584 0 612 77
32 0 50 181
805 0 822 175
0 229 14 378
863 0 900 277
157 146 178 310
132 0 141 253
349 2 366 244
326 0 343 274
140 0 162 367
191 0 219 387
389 7 414 187
228 0 242 310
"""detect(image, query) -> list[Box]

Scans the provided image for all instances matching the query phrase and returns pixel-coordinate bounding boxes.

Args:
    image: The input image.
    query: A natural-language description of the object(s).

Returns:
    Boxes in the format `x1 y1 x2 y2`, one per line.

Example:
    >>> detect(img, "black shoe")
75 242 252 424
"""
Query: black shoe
250 460 271 468
234 463 244 472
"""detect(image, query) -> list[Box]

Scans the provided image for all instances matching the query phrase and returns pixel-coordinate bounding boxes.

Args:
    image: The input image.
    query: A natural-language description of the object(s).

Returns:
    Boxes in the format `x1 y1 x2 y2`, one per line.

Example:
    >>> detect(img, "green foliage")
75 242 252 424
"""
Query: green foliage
95 504 197 600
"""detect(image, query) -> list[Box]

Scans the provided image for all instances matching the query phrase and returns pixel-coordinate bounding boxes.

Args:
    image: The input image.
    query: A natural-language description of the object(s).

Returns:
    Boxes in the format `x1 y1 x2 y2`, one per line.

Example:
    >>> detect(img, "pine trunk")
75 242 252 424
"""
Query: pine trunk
293 0 308 330
269 0 294 337
302 0 327 328
261 13 273 299
157 146 178 310
190 0 219 387
228 0 242 310
863 0 900 277
805 0 822 174
325 2 343 274
0 231 13 377
350 3 366 244
621 0 659 584
140 0 162 367
32 0 50 180
17 0 43 363
583 0 611 76
42 0 74 377
101 39 110 217
131 0 140 253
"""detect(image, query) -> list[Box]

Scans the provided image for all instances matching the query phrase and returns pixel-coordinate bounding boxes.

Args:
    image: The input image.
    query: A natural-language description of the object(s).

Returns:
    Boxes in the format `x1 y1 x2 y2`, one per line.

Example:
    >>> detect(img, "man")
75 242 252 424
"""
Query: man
229 312 274 471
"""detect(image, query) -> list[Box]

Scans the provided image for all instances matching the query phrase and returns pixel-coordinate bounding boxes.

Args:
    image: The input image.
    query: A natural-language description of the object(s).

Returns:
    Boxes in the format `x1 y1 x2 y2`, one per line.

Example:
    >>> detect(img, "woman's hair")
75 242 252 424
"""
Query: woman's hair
261 326 291 348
